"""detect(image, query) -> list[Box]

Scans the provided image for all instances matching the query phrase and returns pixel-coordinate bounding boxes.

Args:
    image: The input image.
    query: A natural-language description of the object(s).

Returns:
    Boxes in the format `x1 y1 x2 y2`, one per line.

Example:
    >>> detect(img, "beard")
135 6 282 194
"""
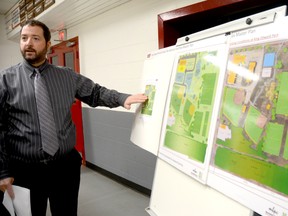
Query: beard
21 45 48 65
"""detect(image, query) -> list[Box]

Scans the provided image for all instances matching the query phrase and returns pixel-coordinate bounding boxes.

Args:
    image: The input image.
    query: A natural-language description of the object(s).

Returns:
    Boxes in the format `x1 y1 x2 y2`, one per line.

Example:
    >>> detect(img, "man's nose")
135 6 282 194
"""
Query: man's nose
26 37 33 45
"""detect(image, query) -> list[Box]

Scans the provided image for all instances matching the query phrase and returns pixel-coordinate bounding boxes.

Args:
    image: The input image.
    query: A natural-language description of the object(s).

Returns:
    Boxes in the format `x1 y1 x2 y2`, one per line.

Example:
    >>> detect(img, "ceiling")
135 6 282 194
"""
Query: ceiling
2 0 131 41
0 0 18 14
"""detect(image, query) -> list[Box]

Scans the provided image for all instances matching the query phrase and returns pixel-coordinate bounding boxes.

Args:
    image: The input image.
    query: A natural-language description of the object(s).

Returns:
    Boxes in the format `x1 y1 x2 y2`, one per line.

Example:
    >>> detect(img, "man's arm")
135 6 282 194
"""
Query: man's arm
0 75 10 179
72 70 147 108
0 75 14 198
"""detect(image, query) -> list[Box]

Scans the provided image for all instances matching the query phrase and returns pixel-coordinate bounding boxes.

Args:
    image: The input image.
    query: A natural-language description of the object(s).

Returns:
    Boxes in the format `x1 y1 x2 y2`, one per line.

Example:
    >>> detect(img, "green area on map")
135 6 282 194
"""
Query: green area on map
214 42 288 196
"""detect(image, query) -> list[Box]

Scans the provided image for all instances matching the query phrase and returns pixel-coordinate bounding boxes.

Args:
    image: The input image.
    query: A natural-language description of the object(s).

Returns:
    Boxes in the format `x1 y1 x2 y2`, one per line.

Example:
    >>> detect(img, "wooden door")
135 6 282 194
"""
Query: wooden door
47 36 86 163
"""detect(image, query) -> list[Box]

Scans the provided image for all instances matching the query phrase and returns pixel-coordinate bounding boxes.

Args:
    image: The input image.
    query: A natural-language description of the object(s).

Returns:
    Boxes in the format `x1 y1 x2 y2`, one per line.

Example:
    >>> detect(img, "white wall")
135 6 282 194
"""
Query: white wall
0 15 22 70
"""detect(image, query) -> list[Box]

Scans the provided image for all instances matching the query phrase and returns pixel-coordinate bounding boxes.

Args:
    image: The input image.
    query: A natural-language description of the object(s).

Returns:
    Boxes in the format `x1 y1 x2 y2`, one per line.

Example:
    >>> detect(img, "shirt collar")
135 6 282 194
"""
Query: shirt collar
22 59 49 78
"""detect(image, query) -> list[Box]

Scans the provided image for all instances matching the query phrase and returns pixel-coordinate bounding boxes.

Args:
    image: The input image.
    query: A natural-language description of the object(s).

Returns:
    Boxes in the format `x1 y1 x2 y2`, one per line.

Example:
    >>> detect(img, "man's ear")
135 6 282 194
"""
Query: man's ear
47 41 51 49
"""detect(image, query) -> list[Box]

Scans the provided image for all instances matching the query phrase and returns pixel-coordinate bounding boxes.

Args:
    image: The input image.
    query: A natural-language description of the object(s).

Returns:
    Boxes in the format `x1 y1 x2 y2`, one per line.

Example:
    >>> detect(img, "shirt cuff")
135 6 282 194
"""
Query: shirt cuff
118 93 130 107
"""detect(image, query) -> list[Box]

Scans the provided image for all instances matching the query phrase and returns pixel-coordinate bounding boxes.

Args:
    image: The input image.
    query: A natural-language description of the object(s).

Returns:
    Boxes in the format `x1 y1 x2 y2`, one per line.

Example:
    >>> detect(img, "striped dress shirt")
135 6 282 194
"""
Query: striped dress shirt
0 60 129 179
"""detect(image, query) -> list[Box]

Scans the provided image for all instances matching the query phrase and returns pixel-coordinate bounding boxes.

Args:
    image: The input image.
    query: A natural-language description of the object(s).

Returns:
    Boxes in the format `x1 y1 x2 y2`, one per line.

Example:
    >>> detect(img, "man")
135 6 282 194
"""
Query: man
0 20 147 215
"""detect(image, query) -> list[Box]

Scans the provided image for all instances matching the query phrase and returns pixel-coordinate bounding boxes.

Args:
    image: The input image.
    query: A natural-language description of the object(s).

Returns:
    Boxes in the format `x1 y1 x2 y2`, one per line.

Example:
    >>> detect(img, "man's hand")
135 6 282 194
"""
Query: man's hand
124 94 148 110
0 177 14 199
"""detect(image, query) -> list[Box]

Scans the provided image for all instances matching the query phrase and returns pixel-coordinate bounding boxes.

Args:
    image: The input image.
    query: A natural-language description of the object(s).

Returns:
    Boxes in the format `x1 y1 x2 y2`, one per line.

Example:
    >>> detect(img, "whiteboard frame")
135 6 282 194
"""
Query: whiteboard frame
176 5 286 46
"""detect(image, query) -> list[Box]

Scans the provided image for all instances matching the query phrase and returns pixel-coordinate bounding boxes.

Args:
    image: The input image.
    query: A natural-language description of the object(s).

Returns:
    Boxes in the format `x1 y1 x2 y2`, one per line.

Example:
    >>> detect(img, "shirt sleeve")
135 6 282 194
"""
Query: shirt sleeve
0 73 12 180
72 70 130 108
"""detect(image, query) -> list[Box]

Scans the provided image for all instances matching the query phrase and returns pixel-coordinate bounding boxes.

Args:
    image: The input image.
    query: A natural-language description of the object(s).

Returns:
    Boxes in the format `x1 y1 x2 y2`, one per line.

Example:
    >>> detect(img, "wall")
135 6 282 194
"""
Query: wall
0 15 22 70
82 108 156 189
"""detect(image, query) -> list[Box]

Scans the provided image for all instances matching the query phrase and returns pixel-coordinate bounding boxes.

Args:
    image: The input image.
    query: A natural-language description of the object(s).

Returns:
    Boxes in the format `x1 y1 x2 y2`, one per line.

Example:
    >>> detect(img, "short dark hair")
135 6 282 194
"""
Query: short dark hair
20 20 51 42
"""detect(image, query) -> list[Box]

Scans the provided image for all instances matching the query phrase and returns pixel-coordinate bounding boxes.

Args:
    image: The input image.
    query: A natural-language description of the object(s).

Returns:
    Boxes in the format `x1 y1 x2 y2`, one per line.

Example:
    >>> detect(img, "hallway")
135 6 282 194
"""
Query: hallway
47 166 150 216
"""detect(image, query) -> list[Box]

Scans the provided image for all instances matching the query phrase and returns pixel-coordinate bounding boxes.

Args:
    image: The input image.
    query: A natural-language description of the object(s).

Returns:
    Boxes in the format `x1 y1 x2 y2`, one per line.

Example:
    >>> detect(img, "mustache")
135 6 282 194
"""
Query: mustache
24 47 36 52
25 49 36 52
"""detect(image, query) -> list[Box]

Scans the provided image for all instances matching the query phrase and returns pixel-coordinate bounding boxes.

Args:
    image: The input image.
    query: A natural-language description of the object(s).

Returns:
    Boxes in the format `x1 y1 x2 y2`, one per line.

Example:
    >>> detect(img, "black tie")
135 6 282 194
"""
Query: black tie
34 69 59 156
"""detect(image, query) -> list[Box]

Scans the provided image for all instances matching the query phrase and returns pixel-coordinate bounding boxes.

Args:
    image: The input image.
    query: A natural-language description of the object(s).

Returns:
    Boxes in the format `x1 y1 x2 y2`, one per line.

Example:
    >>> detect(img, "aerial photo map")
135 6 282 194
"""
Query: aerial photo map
213 40 288 197
163 50 220 163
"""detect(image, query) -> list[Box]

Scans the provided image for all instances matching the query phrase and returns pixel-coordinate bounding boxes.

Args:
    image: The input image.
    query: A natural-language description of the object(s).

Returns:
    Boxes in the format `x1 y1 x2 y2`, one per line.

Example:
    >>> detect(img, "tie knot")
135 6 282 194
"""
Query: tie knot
34 69 41 80
34 68 40 75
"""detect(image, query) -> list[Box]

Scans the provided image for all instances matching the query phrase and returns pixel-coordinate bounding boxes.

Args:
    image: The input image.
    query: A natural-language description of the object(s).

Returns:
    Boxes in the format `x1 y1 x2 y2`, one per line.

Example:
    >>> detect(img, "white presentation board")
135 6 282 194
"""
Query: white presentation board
131 6 288 216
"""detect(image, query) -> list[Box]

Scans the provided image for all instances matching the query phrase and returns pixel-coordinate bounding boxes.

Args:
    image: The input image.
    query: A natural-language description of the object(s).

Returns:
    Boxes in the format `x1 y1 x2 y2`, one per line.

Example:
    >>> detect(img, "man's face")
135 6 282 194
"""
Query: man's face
20 25 51 66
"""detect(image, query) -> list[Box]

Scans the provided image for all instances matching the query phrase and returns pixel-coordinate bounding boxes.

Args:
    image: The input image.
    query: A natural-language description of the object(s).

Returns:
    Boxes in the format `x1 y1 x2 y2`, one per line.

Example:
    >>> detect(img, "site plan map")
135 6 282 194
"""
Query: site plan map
213 40 288 198
158 38 228 183
163 50 219 163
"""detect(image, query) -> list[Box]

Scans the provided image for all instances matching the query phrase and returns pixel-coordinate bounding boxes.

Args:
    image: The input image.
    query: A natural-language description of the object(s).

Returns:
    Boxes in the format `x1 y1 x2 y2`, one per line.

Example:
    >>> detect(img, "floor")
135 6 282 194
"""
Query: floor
46 166 150 216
